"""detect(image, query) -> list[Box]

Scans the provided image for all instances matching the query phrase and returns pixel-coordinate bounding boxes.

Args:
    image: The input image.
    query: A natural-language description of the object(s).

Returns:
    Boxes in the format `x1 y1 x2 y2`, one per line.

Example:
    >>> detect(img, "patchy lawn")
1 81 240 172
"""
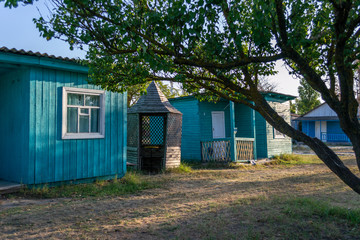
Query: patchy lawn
1 155 360 239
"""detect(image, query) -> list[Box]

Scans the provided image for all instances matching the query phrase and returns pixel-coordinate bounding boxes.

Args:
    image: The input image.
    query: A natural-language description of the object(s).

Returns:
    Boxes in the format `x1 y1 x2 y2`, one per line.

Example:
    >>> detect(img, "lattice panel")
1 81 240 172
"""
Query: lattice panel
141 115 165 145
127 114 139 147
236 140 254 160
201 140 231 162
166 113 182 147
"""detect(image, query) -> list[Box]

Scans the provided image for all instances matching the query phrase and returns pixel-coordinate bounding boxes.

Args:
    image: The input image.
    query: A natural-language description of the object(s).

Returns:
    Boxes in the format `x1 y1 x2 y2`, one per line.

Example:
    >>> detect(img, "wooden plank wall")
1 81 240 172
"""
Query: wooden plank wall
199 100 231 140
266 101 292 157
28 66 126 184
254 111 268 159
169 98 202 161
234 103 253 138
0 68 30 183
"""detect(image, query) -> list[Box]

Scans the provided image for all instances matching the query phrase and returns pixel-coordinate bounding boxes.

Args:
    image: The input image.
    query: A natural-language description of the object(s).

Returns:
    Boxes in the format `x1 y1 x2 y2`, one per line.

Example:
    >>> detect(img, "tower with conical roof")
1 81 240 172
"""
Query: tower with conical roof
127 81 182 172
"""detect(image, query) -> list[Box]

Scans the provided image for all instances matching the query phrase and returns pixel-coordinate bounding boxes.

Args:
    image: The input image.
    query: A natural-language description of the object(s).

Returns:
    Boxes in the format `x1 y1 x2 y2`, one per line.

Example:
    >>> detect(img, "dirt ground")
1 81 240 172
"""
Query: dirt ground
1 156 360 239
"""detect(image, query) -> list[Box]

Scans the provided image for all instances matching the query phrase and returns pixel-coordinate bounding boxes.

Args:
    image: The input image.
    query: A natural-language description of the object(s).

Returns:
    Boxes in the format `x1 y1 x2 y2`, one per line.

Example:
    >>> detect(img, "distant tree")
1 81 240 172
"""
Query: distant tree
295 79 321 115
289 101 296 114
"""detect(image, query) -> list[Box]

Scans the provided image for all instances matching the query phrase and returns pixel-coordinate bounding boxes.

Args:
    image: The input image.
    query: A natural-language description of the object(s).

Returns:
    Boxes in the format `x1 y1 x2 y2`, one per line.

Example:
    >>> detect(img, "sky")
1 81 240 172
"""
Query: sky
0 2 300 96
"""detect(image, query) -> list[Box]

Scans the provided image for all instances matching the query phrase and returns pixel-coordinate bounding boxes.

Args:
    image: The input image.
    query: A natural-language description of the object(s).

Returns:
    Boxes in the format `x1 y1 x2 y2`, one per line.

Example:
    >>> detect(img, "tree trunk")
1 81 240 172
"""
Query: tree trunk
250 93 360 194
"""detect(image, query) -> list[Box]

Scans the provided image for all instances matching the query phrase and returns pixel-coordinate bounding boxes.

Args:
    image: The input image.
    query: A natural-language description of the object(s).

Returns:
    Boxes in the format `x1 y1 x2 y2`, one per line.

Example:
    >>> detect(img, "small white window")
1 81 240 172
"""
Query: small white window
62 87 105 139
273 115 286 139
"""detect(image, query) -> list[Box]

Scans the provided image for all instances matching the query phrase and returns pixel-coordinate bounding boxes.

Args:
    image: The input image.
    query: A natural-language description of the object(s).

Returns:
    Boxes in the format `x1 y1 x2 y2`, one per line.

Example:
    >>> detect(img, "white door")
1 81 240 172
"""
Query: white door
212 111 225 139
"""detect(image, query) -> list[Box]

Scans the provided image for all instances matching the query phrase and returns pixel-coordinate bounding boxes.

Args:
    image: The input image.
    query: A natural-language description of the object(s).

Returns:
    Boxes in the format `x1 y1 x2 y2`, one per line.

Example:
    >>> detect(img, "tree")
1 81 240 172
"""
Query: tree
289 101 296 114
4 0 360 193
295 79 321 115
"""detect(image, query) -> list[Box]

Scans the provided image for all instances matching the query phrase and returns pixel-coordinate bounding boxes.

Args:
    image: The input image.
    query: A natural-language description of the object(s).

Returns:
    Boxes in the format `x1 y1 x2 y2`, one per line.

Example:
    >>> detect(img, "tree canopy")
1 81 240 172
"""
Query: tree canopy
295 79 321 115
3 0 360 193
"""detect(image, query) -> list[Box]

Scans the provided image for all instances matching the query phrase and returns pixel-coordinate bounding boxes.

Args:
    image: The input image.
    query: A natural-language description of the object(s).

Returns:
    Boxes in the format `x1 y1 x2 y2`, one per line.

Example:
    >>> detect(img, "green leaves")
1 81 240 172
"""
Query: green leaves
295 79 321 115
5 0 360 106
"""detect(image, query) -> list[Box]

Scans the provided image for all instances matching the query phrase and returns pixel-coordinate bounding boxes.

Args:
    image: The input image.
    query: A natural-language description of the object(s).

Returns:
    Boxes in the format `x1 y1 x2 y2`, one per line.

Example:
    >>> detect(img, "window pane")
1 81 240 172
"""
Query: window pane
91 109 100 133
79 115 89 133
68 94 84 106
80 108 89 114
85 95 100 106
67 107 78 133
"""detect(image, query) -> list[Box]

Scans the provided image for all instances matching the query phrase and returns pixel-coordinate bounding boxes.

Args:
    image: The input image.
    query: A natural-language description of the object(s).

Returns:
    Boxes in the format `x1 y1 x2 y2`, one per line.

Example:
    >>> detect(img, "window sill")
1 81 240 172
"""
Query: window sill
274 136 286 139
62 133 105 140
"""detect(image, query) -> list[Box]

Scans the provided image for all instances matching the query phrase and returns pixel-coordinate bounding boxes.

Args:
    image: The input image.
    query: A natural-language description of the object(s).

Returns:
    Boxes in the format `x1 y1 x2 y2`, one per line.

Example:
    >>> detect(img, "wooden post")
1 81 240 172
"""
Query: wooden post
251 107 257 160
230 101 236 162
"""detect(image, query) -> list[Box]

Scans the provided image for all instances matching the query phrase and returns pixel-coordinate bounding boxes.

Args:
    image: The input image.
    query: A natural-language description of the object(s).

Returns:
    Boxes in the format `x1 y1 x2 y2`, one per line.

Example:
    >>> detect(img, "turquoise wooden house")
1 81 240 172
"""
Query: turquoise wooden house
0 47 127 185
169 93 295 162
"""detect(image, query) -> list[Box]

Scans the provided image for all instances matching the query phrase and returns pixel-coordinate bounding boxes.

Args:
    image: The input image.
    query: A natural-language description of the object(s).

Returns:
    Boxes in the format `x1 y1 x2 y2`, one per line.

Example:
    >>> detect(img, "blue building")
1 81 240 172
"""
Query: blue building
294 103 352 143
0 47 127 185
169 92 295 162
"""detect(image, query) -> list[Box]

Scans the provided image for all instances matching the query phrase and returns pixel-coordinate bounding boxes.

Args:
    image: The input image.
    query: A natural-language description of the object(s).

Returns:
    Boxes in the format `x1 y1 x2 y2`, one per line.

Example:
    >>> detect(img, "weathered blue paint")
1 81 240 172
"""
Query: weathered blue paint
168 98 201 160
234 103 253 138
199 100 231 140
255 111 268 158
302 121 315 138
0 52 127 185
170 96 293 161
326 121 349 142
327 121 342 135
0 68 30 183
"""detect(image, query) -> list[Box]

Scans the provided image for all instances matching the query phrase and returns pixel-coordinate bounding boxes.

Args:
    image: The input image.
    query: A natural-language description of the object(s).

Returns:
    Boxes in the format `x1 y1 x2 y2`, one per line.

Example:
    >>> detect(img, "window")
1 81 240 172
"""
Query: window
62 87 105 139
274 127 285 139
273 114 286 139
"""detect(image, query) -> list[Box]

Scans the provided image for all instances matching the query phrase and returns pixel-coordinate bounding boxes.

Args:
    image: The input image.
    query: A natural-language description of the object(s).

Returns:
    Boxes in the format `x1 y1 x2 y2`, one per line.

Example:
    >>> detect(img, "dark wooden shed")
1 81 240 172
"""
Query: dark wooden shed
127 81 182 172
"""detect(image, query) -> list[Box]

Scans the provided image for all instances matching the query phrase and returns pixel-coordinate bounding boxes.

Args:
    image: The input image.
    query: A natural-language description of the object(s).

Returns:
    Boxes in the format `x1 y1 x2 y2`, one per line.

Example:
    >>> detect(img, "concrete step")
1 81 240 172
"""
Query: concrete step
0 180 23 195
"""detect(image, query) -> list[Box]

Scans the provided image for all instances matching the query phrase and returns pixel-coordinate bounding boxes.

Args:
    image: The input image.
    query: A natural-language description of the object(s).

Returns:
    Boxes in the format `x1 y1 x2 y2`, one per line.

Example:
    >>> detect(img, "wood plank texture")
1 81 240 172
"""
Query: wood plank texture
25 66 126 184
0 69 30 183
266 101 292 158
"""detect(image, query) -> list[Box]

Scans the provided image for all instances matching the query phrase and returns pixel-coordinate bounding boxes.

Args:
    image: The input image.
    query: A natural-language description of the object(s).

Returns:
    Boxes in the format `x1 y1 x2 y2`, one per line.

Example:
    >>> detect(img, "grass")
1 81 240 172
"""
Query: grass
4 154 324 199
266 153 321 165
12 171 162 199
283 197 360 225
2 154 360 239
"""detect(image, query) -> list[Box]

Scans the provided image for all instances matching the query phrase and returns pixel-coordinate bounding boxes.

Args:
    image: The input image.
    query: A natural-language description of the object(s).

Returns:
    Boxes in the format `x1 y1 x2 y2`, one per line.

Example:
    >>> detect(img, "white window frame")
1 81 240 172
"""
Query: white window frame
62 87 105 139
273 115 286 139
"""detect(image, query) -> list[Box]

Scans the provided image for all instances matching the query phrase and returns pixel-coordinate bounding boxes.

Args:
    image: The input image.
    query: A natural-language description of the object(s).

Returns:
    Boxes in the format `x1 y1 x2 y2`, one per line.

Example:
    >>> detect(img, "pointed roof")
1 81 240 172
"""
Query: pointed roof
128 81 182 114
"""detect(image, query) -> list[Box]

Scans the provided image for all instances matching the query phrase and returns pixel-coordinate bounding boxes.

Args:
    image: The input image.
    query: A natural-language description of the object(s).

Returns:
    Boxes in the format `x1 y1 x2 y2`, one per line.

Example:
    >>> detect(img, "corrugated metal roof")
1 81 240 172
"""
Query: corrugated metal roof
0 46 79 62
128 81 182 114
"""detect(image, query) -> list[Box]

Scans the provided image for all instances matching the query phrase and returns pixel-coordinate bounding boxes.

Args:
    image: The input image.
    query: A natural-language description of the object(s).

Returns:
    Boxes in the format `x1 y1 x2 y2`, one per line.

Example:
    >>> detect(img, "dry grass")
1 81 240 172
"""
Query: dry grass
1 155 360 239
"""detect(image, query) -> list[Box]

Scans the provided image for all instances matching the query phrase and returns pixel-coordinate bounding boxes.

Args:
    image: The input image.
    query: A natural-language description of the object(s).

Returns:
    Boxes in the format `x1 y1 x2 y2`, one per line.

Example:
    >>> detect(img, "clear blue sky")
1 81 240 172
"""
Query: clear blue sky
0 1 299 96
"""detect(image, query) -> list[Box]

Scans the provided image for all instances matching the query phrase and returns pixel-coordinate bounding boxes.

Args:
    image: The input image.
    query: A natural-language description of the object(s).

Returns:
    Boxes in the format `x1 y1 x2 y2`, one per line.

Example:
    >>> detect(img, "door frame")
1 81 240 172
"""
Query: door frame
211 111 225 139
